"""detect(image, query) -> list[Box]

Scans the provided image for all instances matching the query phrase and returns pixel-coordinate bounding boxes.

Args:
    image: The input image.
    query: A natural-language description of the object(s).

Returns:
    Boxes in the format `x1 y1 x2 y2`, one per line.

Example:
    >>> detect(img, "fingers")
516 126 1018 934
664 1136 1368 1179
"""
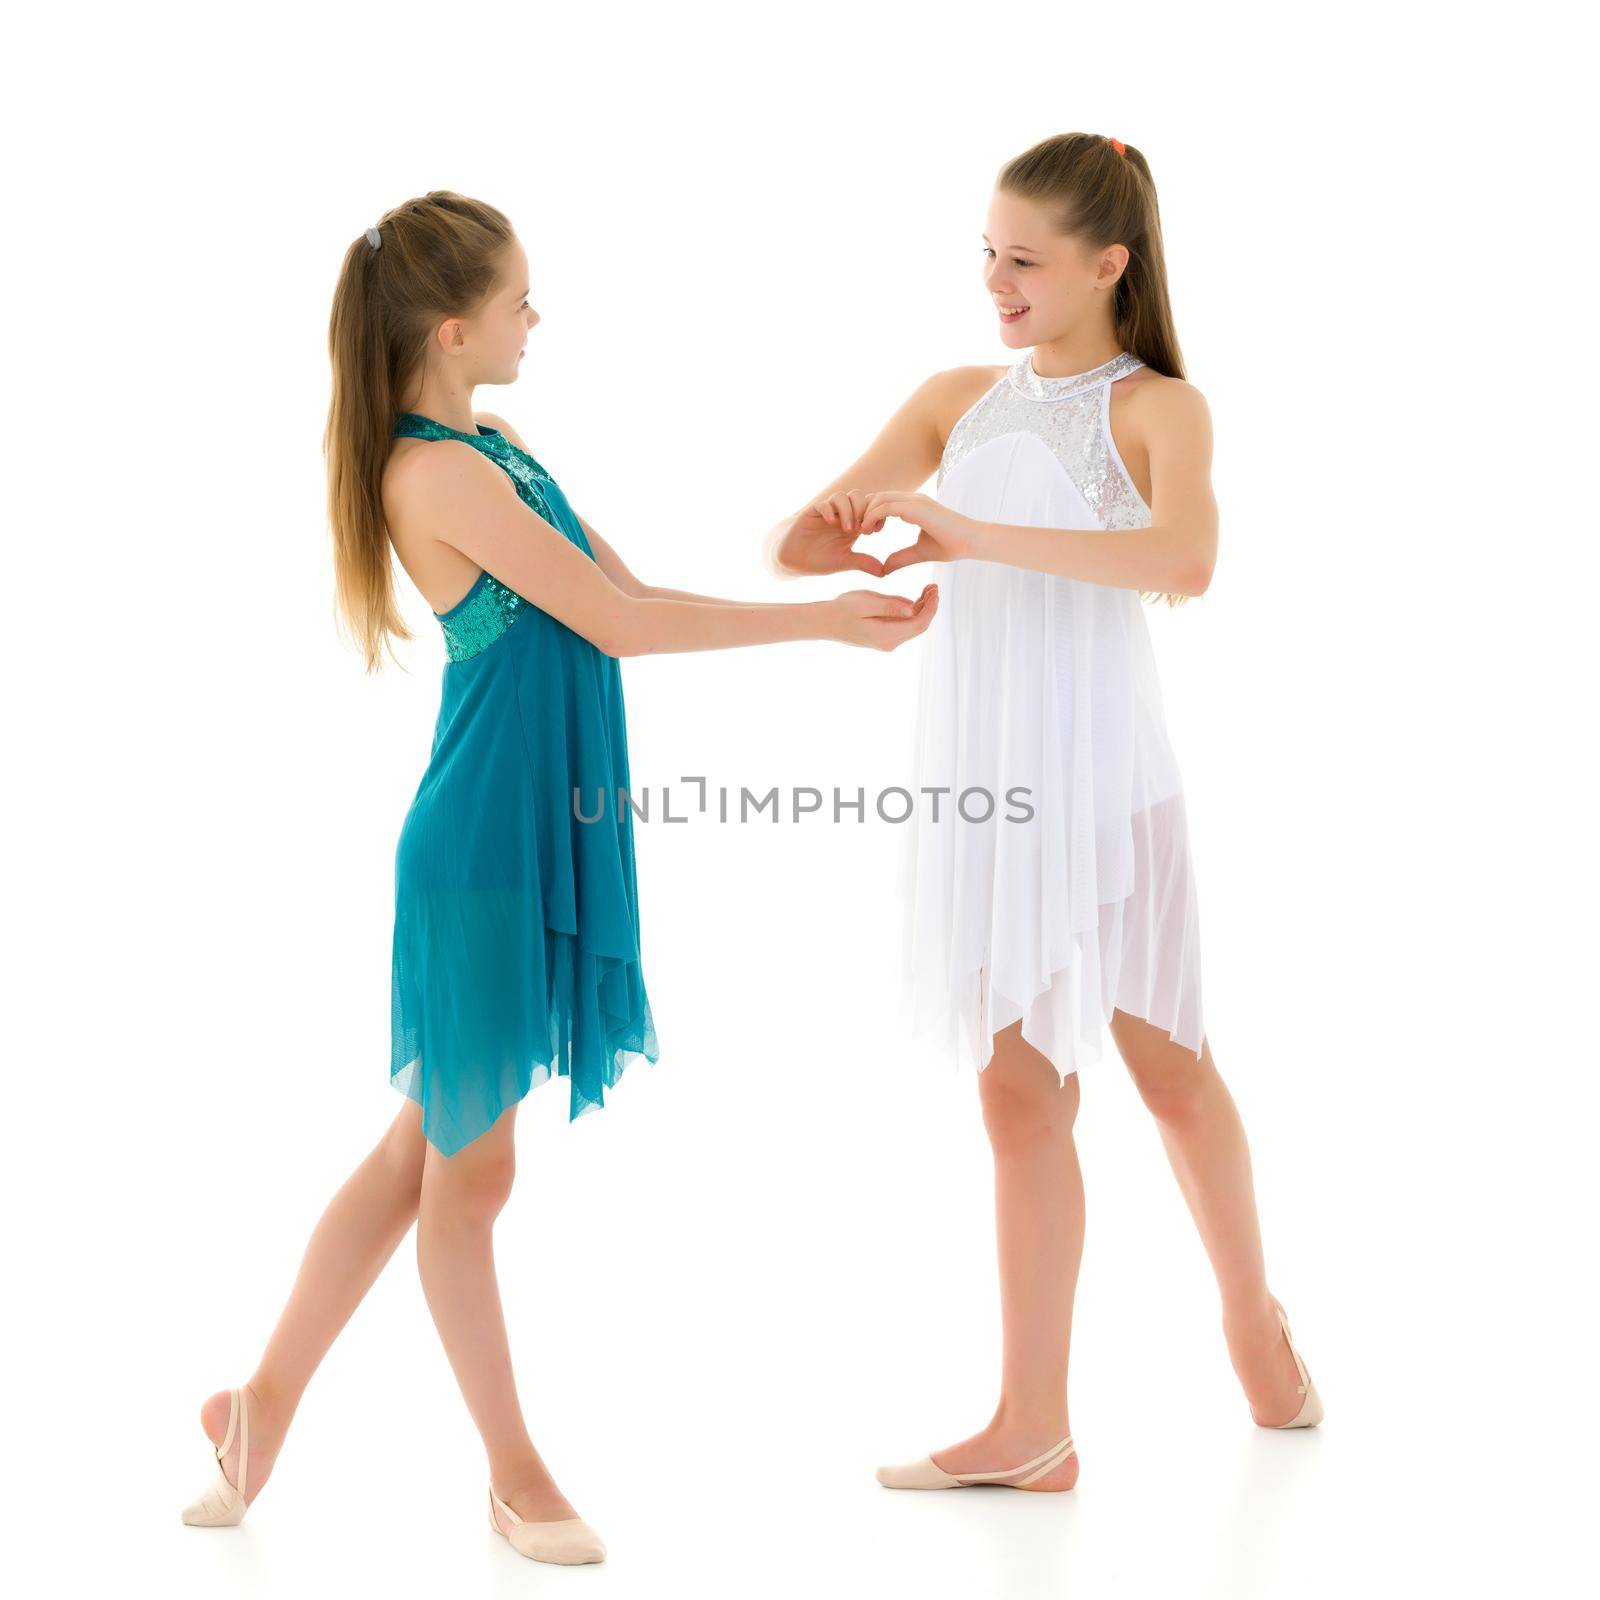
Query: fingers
870 584 940 647
842 584 932 622
818 490 895 535
860 590 918 619
861 490 910 525
906 585 940 633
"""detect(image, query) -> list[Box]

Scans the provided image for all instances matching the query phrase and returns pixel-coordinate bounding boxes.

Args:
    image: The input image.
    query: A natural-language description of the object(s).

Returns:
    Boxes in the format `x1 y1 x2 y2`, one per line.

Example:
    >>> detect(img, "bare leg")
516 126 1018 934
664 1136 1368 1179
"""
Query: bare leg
927 1019 1083 1491
195 1100 430 1506
414 1100 581 1528
1108 1010 1306 1425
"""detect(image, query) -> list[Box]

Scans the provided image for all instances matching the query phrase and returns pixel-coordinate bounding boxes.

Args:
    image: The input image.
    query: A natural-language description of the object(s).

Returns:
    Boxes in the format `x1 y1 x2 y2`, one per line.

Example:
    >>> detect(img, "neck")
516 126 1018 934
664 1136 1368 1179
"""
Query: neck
399 375 479 435
1028 327 1123 378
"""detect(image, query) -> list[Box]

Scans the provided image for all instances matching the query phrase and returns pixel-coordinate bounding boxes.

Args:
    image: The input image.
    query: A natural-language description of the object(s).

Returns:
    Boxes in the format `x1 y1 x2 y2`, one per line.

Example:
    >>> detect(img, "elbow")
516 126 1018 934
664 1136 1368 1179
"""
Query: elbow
586 614 627 659
1178 539 1215 596
761 519 799 580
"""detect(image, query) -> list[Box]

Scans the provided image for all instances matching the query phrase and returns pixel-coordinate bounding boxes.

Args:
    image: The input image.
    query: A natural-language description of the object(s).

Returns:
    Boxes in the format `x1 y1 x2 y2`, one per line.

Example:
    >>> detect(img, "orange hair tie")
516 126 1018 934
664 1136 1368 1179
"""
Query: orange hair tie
1108 136 1126 155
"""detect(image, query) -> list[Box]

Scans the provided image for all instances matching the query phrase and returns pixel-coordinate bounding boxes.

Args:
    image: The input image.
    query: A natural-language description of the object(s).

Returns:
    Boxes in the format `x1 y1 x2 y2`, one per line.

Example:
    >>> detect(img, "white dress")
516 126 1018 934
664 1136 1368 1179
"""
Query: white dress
898 348 1205 1080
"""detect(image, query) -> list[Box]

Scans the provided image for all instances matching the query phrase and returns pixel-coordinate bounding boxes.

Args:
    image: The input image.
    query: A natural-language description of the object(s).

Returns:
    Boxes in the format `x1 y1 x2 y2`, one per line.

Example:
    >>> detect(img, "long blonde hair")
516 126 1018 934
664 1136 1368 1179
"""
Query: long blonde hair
324 191 515 672
997 133 1191 606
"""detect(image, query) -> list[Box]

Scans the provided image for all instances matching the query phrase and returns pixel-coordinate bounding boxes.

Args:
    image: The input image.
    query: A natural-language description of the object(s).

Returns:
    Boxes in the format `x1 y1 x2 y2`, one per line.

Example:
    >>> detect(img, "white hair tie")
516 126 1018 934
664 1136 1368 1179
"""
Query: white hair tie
364 226 382 250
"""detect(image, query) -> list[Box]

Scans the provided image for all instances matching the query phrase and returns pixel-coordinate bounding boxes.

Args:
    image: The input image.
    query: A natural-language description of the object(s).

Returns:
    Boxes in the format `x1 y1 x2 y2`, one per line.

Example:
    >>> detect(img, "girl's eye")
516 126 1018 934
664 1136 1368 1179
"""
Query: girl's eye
980 247 1033 269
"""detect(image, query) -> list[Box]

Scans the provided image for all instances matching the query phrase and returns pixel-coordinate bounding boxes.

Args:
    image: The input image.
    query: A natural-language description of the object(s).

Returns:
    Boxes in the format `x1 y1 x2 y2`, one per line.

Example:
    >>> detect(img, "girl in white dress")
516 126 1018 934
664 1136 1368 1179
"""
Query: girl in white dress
768 132 1321 1493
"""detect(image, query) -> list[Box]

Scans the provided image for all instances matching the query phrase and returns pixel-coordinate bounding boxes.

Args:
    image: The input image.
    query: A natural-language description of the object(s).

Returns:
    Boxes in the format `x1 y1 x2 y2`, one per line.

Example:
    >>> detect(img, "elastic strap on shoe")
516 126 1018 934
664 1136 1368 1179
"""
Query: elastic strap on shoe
954 1433 1076 1485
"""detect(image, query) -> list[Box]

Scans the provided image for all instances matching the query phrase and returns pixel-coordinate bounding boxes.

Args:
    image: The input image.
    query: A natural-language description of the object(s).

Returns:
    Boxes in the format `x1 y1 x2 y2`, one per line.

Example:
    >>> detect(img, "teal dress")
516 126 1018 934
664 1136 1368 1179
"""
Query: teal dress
388 412 659 1156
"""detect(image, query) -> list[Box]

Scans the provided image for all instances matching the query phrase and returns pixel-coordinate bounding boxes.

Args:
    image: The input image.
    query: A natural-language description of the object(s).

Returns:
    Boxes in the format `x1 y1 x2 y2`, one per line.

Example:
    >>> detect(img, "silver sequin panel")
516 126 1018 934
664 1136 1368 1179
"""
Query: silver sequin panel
937 351 1151 531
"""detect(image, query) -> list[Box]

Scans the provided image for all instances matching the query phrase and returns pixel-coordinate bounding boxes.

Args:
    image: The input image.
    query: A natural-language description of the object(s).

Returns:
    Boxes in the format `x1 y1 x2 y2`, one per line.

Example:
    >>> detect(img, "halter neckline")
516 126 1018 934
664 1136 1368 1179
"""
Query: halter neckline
1008 349 1144 401
392 411 503 441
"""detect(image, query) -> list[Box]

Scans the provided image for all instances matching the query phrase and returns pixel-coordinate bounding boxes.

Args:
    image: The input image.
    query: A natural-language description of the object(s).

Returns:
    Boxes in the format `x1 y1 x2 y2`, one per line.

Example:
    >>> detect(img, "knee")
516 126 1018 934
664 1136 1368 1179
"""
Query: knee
1128 1060 1209 1129
979 1069 1079 1158
455 1154 517 1222
424 1148 517 1226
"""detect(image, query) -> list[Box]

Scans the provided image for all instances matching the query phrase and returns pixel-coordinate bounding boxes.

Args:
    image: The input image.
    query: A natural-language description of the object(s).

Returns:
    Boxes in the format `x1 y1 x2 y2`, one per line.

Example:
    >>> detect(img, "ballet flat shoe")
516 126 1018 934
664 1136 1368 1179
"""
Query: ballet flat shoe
876 1431 1076 1490
1262 1298 1324 1429
488 1483 606 1564
180 1386 251 1526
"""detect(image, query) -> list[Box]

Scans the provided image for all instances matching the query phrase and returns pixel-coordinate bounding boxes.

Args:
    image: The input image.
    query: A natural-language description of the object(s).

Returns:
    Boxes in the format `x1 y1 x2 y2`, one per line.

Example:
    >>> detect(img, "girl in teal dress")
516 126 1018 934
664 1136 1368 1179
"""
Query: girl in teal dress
385 408 657 1158
180 189 938 1564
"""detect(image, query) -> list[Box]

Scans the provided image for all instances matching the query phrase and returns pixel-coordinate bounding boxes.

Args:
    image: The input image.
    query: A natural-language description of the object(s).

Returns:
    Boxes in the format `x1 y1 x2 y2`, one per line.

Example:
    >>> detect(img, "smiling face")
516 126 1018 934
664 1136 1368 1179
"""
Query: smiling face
458 235 540 384
982 189 1128 350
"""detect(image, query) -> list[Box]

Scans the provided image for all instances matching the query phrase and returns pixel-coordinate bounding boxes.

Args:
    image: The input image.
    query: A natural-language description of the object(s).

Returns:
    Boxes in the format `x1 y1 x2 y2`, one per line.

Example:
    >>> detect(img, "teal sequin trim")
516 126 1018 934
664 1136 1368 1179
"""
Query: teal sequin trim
436 570 526 663
390 412 556 513
497 449 555 515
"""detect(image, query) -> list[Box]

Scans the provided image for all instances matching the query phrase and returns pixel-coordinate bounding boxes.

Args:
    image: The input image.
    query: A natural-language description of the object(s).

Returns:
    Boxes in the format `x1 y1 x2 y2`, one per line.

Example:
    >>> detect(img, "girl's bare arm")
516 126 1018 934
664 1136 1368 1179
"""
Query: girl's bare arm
398 441 935 657
573 513 793 608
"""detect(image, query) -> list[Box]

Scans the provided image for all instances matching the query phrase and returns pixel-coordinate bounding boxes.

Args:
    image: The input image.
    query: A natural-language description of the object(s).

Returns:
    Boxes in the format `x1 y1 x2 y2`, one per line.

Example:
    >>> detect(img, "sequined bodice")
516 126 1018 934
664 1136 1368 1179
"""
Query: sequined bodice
390 412 569 663
937 350 1150 530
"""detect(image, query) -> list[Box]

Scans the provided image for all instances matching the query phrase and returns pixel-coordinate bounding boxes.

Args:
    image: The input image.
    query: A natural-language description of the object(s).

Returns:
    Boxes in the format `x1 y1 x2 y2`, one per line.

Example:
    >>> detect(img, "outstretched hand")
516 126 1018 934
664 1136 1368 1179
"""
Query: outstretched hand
831 583 940 650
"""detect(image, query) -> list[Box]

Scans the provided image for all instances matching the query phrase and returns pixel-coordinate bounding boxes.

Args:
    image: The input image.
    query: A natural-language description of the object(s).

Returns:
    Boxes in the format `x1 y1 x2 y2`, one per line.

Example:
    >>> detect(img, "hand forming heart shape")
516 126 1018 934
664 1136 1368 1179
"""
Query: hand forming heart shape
769 489 977 578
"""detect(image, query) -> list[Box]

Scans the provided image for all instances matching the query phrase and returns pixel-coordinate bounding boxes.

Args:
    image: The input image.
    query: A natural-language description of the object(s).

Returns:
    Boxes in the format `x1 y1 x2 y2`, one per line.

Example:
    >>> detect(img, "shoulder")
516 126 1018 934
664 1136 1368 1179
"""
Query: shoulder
1115 369 1212 447
1117 369 1210 423
382 427 509 527
924 363 1008 405
917 363 1009 436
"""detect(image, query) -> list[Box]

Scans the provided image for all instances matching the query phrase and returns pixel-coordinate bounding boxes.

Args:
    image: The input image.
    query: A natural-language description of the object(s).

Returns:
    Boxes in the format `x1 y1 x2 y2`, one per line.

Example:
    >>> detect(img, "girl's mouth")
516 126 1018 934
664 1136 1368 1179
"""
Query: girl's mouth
998 305 1030 322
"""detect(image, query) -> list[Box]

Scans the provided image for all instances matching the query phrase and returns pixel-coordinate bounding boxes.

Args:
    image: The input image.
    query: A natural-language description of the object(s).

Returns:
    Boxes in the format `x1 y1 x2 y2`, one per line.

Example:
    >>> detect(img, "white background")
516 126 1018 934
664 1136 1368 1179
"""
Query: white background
6 3 1595 1596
